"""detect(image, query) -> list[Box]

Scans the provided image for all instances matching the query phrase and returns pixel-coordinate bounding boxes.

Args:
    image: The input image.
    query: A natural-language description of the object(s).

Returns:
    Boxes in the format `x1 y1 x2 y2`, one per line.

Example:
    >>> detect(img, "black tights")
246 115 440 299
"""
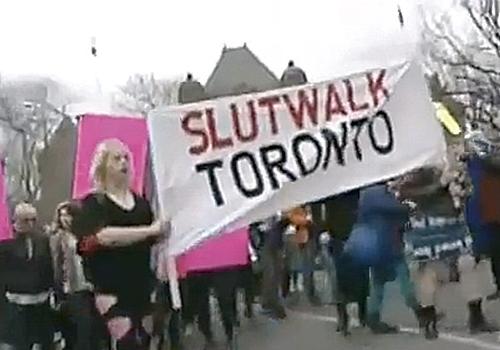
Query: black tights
188 270 238 342
115 324 150 350
96 296 151 350
152 283 182 349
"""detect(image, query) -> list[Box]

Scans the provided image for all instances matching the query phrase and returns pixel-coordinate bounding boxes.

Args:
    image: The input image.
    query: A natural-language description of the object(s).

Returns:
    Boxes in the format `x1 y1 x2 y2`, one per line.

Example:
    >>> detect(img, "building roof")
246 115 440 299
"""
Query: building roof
178 78 206 104
205 44 280 98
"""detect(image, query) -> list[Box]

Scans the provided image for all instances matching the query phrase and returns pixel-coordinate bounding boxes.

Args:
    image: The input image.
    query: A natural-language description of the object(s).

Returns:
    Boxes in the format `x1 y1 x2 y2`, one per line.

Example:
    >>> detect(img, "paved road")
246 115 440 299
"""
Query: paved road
182 278 500 350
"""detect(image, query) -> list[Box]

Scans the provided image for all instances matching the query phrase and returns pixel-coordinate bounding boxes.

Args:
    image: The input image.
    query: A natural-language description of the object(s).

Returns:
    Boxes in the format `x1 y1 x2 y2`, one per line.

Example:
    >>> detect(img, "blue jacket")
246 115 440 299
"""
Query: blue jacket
353 184 409 264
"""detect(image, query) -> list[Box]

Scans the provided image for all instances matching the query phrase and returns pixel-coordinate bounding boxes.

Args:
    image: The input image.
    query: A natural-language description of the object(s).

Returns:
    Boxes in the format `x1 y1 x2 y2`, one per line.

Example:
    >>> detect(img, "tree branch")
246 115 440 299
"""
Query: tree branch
464 3 500 58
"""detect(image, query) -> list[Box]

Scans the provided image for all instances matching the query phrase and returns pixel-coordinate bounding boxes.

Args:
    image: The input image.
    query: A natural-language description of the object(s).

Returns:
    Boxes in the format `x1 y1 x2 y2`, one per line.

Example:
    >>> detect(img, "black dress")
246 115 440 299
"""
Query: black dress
73 192 155 324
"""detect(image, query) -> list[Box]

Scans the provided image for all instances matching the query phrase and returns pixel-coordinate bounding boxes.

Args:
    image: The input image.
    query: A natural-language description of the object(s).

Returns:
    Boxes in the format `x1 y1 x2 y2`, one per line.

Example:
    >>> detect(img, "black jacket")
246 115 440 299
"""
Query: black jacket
0 233 54 294
310 190 360 241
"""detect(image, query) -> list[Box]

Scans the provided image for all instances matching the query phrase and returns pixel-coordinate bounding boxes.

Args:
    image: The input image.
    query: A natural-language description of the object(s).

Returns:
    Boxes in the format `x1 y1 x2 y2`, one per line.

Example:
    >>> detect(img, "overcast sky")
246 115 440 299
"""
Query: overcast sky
0 0 456 95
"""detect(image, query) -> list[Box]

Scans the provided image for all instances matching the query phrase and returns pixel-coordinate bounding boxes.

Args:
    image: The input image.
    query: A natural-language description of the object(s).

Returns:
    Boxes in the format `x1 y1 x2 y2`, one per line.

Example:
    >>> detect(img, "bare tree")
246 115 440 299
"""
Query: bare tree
0 82 65 202
422 0 500 130
115 74 181 117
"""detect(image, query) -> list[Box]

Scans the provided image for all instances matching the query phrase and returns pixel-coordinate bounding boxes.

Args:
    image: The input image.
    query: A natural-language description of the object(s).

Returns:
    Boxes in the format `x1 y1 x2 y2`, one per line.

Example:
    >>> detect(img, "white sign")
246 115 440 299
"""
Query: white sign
148 61 446 256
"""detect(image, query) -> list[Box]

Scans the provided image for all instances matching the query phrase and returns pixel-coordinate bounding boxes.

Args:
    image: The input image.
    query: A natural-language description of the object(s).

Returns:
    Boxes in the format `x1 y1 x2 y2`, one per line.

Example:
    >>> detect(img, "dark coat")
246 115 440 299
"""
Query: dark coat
310 189 360 242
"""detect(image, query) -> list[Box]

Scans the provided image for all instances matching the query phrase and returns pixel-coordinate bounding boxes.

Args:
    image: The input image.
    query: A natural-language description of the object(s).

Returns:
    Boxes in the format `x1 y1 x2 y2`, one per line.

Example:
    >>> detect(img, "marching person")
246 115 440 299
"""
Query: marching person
282 206 321 307
234 241 258 326
398 122 499 338
261 214 288 320
310 190 366 336
72 139 165 350
463 135 500 333
152 246 183 350
397 166 463 339
187 268 239 350
50 201 106 350
261 208 316 319
469 141 500 300
0 202 55 350
356 183 421 334
183 228 247 350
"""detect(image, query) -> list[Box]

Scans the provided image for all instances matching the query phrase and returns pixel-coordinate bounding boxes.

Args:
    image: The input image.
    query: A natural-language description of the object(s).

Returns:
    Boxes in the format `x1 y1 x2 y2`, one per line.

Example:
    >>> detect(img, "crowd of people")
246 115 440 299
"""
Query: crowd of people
1 124 500 350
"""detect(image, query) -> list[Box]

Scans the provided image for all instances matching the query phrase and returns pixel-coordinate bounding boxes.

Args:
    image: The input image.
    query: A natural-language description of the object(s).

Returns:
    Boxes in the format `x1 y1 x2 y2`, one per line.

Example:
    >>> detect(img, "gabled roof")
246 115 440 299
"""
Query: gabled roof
205 44 280 98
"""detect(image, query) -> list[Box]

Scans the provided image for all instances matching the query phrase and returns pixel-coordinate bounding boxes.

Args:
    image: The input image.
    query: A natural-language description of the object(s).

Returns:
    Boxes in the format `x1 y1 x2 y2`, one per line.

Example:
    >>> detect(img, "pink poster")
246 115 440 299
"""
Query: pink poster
0 160 12 241
176 227 250 277
72 115 148 199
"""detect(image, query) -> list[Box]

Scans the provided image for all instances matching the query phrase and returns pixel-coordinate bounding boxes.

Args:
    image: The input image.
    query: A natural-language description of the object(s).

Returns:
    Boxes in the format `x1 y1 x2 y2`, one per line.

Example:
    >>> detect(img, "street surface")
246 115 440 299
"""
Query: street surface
183 277 500 350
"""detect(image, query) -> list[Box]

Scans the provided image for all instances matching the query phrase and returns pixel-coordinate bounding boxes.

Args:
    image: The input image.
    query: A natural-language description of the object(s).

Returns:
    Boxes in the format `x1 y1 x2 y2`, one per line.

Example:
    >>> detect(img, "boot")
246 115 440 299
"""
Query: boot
469 299 499 334
336 304 350 336
486 290 500 301
413 305 425 328
413 305 442 328
367 313 399 334
422 306 439 340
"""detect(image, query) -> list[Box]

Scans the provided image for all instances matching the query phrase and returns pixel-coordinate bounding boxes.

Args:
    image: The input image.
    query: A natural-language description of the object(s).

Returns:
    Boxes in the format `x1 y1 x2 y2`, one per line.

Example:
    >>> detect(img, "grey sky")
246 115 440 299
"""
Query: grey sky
0 0 455 94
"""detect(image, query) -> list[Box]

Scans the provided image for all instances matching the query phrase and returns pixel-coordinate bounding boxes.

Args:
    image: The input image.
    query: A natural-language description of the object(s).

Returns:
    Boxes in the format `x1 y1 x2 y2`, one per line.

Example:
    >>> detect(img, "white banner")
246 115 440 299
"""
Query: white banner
148 61 446 256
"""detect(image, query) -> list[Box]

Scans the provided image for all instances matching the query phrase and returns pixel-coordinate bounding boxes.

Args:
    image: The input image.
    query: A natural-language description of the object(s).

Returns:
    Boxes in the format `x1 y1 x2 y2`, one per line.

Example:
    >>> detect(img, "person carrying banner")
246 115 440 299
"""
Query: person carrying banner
0 202 56 350
396 158 499 338
397 165 463 339
72 139 166 350
398 113 499 338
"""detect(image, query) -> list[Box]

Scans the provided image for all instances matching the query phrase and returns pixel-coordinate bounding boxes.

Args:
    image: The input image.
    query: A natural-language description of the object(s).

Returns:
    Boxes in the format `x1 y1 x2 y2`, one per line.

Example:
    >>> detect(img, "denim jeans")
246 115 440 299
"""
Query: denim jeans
368 259 418 320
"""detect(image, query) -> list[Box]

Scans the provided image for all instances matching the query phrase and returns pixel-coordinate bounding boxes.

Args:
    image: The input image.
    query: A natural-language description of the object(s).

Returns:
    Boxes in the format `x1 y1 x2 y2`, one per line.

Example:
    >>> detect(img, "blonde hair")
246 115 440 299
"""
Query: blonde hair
89 138 133 192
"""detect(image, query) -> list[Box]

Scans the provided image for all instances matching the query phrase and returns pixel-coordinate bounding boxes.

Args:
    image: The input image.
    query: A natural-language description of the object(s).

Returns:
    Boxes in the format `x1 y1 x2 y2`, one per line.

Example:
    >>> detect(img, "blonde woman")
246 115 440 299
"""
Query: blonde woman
73 139 165 350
